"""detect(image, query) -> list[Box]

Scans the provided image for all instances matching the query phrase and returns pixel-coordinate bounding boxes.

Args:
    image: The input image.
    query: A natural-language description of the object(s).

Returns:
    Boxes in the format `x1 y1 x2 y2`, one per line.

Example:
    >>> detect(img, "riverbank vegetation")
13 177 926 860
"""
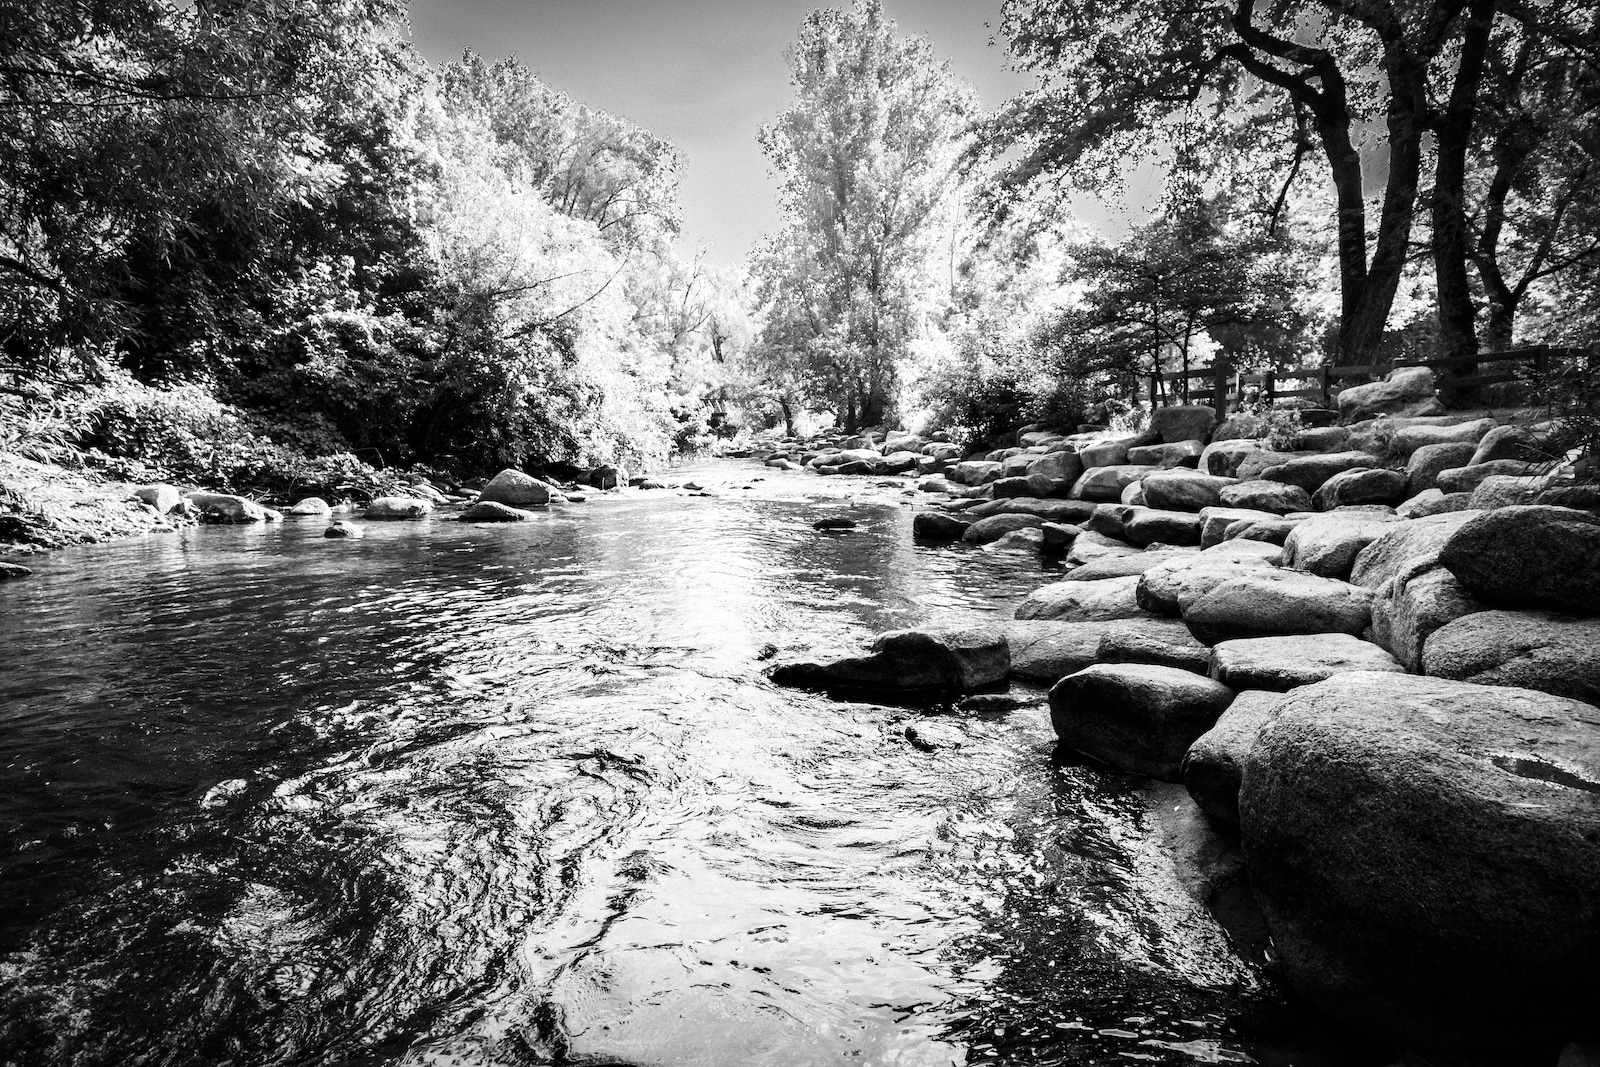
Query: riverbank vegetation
1 0 1596 489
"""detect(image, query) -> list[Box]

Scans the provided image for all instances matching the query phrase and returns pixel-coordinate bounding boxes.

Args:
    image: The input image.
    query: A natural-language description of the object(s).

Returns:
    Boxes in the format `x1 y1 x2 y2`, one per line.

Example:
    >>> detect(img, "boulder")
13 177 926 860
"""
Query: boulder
1469 422 1557 466
1096 623 1211 673
1071 465 1157 502
1235 449 1315 481
1218 480 1313 515
1435 459 1544 495
1312 467 1408 510
768 627 1009 693
1239 672 1600 1052
967 498 1096 523
1050 664 1235 780
1224 516 1302 545
1405 442 1479 495
1180 691 1288 825
0 561 33 580
1198 506 1278 547
912 512 973 542
1423 610 1600 703
1201 439 1265 477
1209 633 1404 691
1077 434 1146 468
1140 470 1237 512
1261 451 1386 493
1065 550 1194 581
878 450 920 474
1370 566 1487 672
1066 530 1140 566
323 520 364 539
947 460 1004 486
1150 405 1217 444
1395 489 1474 519
962 513 1044 544
1124 509 1203 548
1347 510 1483 590
1336 365 1444 421
985 528 1045 554
1466 474 1554 510
1282 511 1403 580
1126 440 1204 468
1031 450 1085 484
1393 418 1496 456
1182 569 1375 645
183 491 268 524
288 496 332 516
478 469 553 507
917 476 957 494
990 474 1058 499
1438 505 1600 614
364 496 432 520
132 484 182 514
1137 553 1276 616
1212 413 1268 442
1039 521 1079 551
459 500 536 522
1085 502 1142 539
1118 481 1146 506
1014 575 1146 622
1003 618 1179 683
1290 426 1352 453
1200 537 1283 562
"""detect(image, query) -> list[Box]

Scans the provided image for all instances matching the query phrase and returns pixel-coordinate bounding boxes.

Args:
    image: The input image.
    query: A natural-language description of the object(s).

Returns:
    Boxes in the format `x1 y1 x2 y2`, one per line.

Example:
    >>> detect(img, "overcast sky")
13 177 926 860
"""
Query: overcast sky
405 0 1044 265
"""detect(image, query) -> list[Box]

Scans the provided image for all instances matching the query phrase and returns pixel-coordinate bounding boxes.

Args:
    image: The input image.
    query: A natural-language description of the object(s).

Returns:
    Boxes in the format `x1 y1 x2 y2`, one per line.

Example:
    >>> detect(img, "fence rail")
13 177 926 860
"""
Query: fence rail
1148 345 1593 420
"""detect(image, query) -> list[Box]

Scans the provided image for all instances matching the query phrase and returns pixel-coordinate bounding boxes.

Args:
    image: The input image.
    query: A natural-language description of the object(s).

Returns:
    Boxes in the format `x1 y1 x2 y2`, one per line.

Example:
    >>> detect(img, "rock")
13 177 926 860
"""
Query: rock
1014 575 1147 622
990 473 1060 498
1439 505 1600 614
1065 530 1140 565
323 520 364 539
1435 459 1543 495
1218 480 1313 515
916 476 957 494
1224 516 1301 545
1064 550 1194 581
962 513 1043 544
184 491 268 524
905 720 965 752
477 469 553 507
1423 610 1600 703
985 528 1045 554
1003 618 1179 683
966 498 1096 523
1085 502 1142 539
1201 538 1283 561
1096 622 1211 673
0 561 32 579
1182 569 1374 645
1239 672 1600 1052
768 627 1009 693
879 450 920 474
1201 438 1265 477
1466 474 1553 510
1392 417 1496 456
1150 405 1217 444
912 512 972 542
1468 422 1557 465
1212 413 1267 442
1031 450 1084 483
1140 470 1237 512
1198 506 1279 547
1312 467 1408 510
813 516 859 531
288 496 332 516
1209 633 1403 691
1124 509 1203 547
1137 553 1277 615
1077 434 1147 468
1039 521 1079 551
1335 365 1443 421
1346 510 1482 590
1126 440 1204 468
1369 566 1486 672
1395 488 1474 519
364 496 432 520
132 484 182 514
1290 426 1351 452
947 460 1004 486
459 500 536 522
1405 442 1479 495
1180 691 1288 825
1261 451 1386 493
587 464 626 490
1071 465 1157 502
1234 449 1315 481
1050 664 1235 781
1281 511 1403 579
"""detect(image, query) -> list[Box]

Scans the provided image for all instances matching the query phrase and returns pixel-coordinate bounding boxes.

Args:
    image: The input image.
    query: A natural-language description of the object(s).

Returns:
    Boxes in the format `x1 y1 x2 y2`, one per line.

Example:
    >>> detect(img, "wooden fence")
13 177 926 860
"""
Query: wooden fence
1148 345 1595 420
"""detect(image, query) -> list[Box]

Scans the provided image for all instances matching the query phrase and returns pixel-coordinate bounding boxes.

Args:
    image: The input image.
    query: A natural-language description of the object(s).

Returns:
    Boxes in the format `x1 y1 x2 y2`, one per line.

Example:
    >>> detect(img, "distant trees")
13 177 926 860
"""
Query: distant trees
751 0 978 429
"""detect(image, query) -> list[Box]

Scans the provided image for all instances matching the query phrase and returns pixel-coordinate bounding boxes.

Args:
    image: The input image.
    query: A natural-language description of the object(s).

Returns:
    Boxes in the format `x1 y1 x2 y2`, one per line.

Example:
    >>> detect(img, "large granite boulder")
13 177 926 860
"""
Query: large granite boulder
459 500 536 522
184 491 268 524
1395 488 1474 519
1435 459 1544 495
1076 434 1147 468
1200 439 1266 477
323 520 364 539
1181 569 1375 645
1071 465 1157 502
912 512 972 542
1140 470 1237 512
1127 440 1204 468
1239 672 1600 1052
947 460 1004 486
769 627 1009 693
364 496 432 520
1469 422 1558 466
1438 505 1600 614
1014 575 1146 622
1030 450 1084 484
1423 610 1600 703
1336 365 1443 421
1465 474 1572 510
132 483 183 514
1236 449 1314 481
1149 404 1217 444
990 473 1058 499
1312 467 1408 510
1209 633 1404 691
1282 511 1403 580
1347 510 1482 590
1405 442 1478 495
1369 566 1487 672
962 513 1044 544
1219 480 1313 515
1065 550 1195 581
1393 417 1496 456
1124 508 1203 547
478 469 553 507
288 496 332 516
1096 624 1211 673
1198 506 1279 547
1260 452 1387 493
1066 530 1140 565
1050 664 1235 780
1136 553 1277 616
1180 690 1288 825
1085 502 1142 539
967 498 1096 523
1223 515 1303 546
1003 617 1189 683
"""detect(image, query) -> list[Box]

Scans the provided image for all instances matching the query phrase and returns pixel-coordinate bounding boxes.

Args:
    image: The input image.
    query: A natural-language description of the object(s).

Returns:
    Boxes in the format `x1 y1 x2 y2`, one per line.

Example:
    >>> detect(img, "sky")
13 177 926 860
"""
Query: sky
404 0 1041 266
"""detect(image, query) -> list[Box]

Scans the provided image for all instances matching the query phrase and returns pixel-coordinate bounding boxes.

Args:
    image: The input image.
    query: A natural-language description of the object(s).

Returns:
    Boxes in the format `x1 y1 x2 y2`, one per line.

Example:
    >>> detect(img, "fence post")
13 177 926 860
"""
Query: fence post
1321 365 1333 408
1211 358 1230 422
1149 372 1159 409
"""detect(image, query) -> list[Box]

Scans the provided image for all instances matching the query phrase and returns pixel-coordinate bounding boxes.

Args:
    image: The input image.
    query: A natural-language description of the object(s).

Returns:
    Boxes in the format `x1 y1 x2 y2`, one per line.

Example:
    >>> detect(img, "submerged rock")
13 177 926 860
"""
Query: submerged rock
768 627 1009 693
912 512 971 542
364 496 432 521
0 561 32 579
459 501 536 522
323 520 364 539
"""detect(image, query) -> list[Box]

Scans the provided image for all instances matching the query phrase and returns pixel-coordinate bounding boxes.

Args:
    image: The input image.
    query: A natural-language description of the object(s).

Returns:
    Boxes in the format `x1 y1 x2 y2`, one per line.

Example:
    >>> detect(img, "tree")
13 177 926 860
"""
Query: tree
753 0 978 429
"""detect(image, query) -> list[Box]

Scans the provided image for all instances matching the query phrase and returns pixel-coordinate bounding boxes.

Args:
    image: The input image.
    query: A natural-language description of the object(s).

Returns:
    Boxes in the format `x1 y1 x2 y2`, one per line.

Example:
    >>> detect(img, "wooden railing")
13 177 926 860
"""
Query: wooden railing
1149 345 1595 419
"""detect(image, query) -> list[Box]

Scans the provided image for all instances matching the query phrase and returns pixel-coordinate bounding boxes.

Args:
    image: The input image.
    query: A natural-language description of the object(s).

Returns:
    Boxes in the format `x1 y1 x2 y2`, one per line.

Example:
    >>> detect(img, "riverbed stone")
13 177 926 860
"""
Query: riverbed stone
1260 451 1386 493
1124 508 1203 547
323 520 363 539
1422 610 1600 703
1002 618 1182 683
1065 549 1194 581
1209 633 1403 692
1127 440 1204 468
962 513 1044 544
132 484 183 514
288 496 332 516
459 500 536 522
1150 405 1217 444
184 491 268 524
476 468 553 507
1049 664 1235 781
1218 480 1313 515
1336 365 1443 421
1347 510 1482 590
1312 467 1407 510
1197 506 1278 547
1039 521 1079 551
967 498 1096 523
1071 465 1157 502
912 512 972 542
1201 537 1283 562
1180 690 1288 825
1140 470 1237 512
364 496 432 520
769 626 1009 693
1405 442 1478 495
0 561 32 579
947 460 1004 486
1239 672 1600 1052
1393 418 1496 456
1438 505 1600 614
1014 575 1146 622
1281 511 1402 580
1065 530 1140 565
1181 569 1374 645
1201 439 1265 477
1369 566 1487 672
1395 488 1474 519
1096 622 1211 673
985 528 1045 554
1136 553 1276 616
1085 502 1142 540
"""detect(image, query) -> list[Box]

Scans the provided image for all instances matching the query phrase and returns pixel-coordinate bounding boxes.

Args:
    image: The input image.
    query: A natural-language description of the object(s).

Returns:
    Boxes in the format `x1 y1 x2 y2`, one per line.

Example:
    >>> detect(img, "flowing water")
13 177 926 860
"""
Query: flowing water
0 462 1378 1067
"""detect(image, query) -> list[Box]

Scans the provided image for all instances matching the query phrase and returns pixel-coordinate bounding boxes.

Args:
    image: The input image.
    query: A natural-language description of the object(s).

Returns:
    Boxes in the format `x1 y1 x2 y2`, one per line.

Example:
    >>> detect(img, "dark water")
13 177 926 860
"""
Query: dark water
0 462 1371 1067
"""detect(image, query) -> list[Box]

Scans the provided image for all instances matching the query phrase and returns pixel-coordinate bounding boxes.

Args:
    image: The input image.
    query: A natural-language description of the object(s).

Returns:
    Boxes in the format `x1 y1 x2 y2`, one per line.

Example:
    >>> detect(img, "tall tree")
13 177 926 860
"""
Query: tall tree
753 0 978 429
